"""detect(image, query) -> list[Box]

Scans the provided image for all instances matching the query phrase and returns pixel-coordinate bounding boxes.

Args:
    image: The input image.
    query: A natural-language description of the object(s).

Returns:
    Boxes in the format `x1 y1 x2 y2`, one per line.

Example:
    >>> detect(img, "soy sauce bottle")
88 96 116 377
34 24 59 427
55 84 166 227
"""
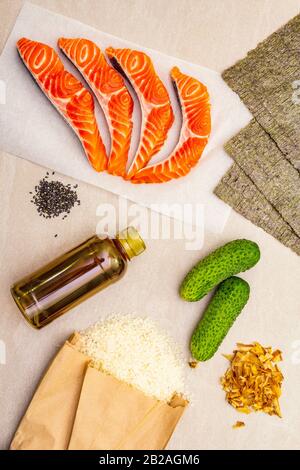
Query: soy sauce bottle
11 227 145 329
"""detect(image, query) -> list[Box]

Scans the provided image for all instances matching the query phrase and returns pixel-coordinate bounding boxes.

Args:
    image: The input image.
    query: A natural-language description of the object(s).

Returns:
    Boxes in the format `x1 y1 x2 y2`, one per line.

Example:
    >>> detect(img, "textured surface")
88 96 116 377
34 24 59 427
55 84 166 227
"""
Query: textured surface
215 164 300 256
77 315 186 402
105 47 174 178
225 120 300 238
218 13 300 255
17 38 107 172
180 239 260 301
1 0 300 451
190 277 250 361
131 67 211 183
222 14 300 170
58 38 133 177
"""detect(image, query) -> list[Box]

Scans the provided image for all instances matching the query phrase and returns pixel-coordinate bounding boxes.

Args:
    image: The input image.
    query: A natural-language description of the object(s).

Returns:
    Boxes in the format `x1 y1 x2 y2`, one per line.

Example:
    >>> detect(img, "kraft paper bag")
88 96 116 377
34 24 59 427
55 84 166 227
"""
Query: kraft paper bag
10 333 187 450
10 334 89 450
68 365 188 450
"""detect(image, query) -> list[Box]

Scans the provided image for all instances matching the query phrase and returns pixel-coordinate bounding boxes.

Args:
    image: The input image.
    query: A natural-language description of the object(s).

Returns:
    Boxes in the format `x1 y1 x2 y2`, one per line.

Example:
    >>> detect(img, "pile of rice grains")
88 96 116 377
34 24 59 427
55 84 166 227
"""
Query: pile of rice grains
78 315 186 403
29 172 80 235
221 342 284 422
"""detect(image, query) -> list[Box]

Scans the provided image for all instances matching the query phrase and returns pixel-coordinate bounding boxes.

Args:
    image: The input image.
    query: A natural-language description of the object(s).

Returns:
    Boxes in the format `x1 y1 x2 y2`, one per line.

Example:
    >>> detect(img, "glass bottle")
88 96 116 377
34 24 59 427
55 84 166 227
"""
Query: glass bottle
11 227 145 329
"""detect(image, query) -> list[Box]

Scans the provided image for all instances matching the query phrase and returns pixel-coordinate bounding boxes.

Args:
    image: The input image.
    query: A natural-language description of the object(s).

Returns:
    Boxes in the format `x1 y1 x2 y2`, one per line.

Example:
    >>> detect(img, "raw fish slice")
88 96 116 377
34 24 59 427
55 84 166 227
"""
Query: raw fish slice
58 38 133 177
17 38 107 172
131 67 211 183
106 47 174 178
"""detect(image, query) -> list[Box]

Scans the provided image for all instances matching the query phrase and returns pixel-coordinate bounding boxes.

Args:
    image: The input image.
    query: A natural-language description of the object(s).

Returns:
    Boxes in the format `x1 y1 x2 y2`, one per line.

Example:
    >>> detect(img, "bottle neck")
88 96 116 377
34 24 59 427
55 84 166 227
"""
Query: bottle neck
115 227 146 260
113 238 131 262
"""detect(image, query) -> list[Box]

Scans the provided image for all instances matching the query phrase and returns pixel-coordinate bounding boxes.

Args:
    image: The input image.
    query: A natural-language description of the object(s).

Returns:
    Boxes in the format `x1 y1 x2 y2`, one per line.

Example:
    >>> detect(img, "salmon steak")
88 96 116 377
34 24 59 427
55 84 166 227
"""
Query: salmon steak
58 38 133 177
106 47 174 178
131 67 211 183
17 38 107 172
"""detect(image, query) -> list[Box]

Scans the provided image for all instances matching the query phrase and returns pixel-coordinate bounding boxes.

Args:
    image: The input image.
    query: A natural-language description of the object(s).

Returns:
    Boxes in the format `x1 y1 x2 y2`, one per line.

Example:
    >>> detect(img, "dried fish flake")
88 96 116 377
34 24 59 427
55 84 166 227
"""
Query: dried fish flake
221 342 283 417
233 421 245 429
188 361 198 369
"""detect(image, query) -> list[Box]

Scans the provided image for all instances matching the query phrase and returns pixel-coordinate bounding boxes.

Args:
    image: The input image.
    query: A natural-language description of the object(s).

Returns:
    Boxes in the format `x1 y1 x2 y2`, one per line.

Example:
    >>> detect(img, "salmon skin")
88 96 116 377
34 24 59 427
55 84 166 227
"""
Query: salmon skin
17 38 107 172
106 47 174 179
131 67 211 183
58 38 133 177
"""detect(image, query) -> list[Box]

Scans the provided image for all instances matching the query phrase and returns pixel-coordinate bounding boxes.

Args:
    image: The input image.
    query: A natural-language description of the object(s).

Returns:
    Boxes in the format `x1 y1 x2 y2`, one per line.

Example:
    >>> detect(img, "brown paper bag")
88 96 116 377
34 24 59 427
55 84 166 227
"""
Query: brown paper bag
10 334 89 450
68 365 188 450
11 334 188 450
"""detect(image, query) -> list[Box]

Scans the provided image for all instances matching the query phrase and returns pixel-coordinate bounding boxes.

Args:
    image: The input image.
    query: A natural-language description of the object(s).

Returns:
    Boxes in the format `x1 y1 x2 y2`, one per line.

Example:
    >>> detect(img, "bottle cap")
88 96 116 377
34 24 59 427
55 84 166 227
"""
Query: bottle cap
116 227 146 259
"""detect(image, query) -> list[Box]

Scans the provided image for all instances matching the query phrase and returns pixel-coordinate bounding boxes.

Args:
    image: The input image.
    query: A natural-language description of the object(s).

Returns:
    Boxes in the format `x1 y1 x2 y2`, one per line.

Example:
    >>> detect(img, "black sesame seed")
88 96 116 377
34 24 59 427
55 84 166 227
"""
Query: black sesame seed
30 173 80 219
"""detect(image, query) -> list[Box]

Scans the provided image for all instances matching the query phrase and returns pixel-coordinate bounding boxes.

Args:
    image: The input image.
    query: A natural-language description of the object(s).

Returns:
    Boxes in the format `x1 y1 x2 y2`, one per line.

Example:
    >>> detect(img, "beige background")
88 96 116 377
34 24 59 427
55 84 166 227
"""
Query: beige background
0 0 300 450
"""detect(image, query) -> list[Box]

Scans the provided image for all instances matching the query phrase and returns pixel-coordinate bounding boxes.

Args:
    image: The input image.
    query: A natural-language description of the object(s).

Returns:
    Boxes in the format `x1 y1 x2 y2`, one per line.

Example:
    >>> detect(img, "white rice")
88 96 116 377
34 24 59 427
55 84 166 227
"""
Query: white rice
78 315 186 402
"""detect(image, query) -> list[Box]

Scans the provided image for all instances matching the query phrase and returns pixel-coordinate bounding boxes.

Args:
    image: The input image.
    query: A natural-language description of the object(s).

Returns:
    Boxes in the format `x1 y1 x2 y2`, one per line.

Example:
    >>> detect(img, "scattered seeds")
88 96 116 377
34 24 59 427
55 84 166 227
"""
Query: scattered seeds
221 342 284 417
30 173 80 219
232 421 245 429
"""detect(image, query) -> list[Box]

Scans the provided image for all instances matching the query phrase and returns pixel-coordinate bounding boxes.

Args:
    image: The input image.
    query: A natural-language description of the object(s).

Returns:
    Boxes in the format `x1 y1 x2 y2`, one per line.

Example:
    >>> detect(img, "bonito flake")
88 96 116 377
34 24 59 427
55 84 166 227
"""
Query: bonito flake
221 342 284 417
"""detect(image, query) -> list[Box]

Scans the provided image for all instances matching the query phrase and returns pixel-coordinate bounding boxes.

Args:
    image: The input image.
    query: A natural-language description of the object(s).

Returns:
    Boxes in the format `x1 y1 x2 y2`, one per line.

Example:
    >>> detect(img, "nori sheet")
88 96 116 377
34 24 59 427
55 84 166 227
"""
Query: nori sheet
222 14 300 171
225 119 300 237
214 164 300 256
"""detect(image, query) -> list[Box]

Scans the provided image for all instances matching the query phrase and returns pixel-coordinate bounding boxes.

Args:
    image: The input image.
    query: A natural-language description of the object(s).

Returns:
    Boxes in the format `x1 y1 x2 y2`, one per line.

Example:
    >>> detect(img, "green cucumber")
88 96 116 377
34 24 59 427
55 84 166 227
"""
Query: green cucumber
190 276 250 361
180 239 259 301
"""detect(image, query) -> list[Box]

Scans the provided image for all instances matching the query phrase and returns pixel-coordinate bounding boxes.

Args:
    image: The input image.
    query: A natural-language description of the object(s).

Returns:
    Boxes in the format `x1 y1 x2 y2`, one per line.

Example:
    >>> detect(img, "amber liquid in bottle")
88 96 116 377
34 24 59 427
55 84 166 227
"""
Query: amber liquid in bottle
11 227 145 329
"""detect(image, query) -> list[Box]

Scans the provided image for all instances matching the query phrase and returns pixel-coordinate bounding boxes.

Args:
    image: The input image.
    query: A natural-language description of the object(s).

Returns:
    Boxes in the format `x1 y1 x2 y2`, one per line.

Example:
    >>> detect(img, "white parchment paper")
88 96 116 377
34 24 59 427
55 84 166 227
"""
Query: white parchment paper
0 2 251 233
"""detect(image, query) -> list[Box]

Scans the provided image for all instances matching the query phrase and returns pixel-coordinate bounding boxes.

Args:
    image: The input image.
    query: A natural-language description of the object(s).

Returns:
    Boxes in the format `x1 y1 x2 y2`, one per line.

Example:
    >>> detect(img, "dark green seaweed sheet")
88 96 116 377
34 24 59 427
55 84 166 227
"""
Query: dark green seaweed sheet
222 14 300 171
214 164 300 256
225 119 300 237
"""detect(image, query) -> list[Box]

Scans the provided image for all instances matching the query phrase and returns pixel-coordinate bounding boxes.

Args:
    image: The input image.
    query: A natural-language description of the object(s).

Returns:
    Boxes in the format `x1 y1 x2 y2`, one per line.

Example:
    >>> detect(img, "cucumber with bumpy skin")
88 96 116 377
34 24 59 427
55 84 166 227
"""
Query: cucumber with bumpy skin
180 239 259 301
190 276 250 361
